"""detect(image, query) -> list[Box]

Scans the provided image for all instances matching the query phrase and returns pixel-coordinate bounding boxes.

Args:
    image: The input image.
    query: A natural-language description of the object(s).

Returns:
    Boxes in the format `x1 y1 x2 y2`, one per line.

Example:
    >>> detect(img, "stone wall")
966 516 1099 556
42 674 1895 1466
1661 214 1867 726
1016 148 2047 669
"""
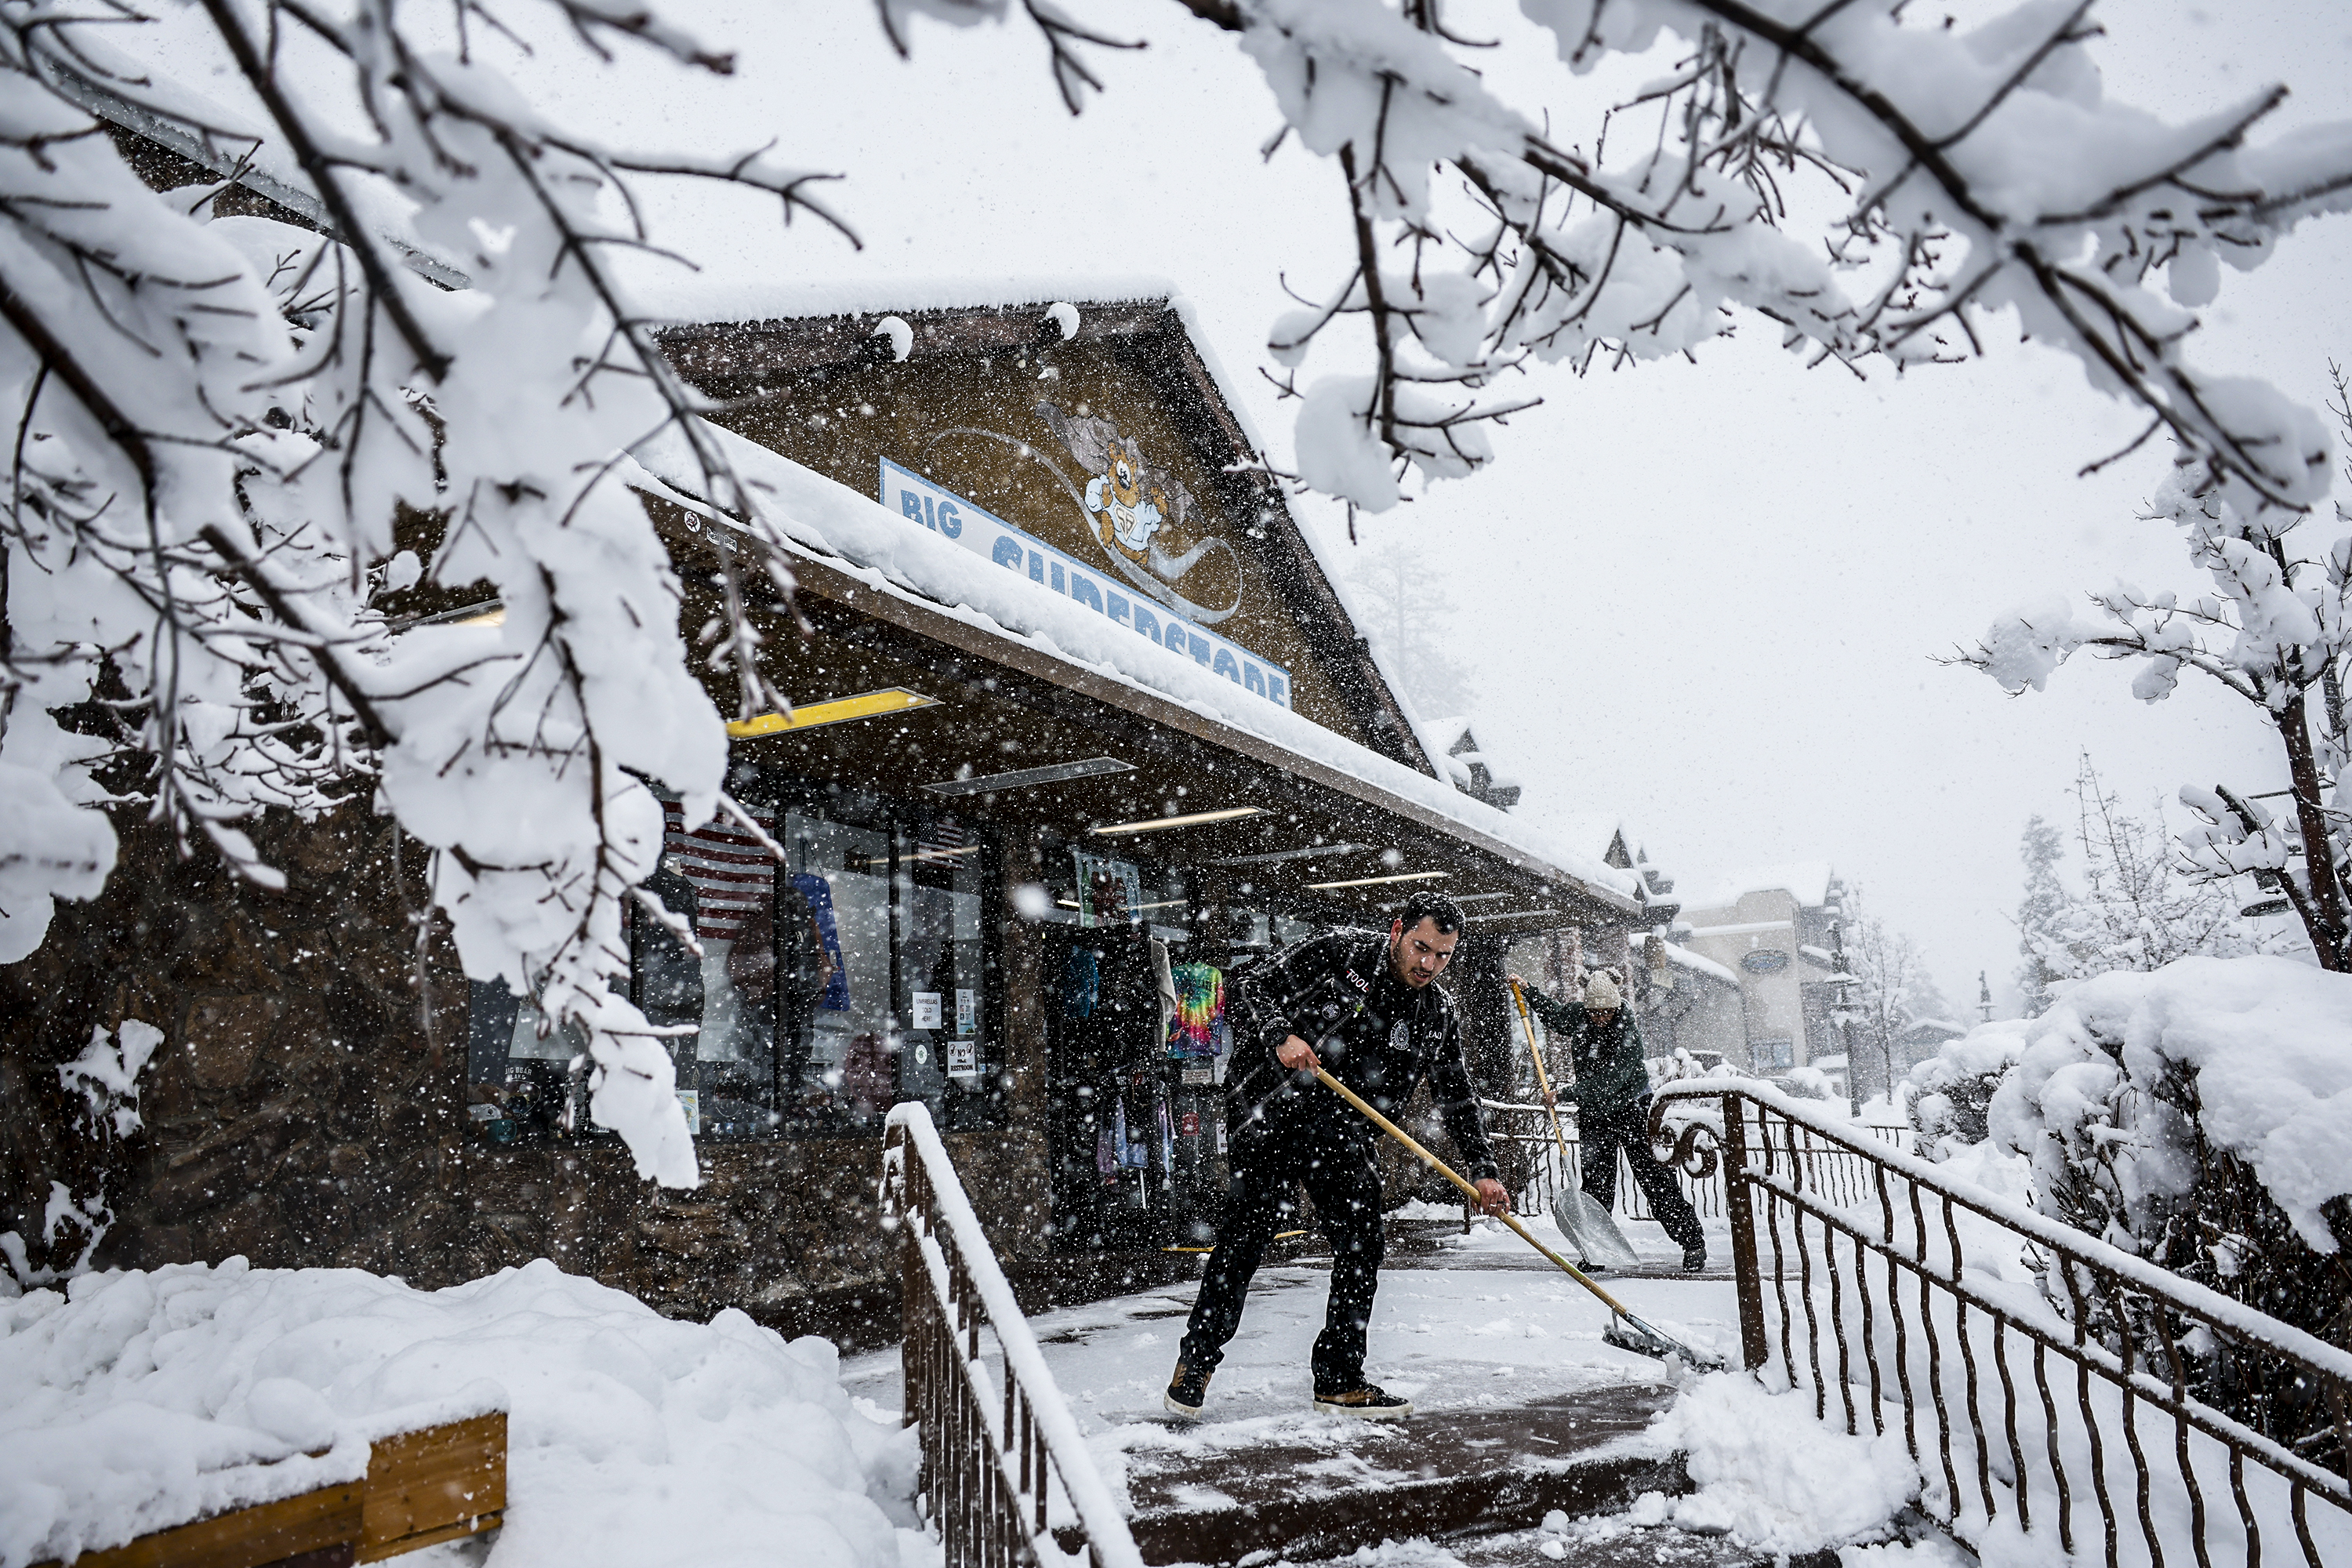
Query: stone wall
1 804 1054 1343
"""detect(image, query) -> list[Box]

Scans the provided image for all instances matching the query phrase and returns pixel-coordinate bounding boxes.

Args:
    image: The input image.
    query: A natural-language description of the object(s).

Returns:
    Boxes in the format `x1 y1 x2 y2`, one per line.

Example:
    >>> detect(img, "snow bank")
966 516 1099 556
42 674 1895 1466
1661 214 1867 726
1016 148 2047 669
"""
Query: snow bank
1966 956 2352 1253
0 1259 916 1568
1649 1373 1918 1554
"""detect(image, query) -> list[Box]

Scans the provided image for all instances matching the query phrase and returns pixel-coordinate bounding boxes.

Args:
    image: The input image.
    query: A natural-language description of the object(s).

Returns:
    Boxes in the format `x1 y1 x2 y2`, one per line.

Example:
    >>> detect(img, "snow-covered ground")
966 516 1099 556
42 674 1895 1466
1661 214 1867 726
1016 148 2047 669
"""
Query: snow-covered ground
0 1259 924 1568
3 1218 1944 1568
844 1212 1930 1560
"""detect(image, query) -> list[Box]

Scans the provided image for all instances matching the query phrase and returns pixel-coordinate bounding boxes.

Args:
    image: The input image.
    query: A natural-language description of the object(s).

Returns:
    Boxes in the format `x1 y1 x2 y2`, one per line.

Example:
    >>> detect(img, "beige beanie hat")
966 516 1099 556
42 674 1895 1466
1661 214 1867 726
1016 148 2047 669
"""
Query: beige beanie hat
1582 971 1622 1011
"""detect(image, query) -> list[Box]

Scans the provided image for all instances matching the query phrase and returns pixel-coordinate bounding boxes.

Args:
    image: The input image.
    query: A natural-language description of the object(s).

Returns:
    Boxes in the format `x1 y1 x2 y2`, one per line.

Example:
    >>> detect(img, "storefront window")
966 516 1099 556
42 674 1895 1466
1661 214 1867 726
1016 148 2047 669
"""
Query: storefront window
461 777 1003 1142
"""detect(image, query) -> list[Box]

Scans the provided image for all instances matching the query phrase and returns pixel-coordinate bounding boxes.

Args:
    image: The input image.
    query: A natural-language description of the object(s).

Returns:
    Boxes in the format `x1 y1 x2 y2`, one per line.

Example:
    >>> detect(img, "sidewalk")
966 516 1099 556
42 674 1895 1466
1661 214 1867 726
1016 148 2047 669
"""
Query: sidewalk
843 1211 1780 1565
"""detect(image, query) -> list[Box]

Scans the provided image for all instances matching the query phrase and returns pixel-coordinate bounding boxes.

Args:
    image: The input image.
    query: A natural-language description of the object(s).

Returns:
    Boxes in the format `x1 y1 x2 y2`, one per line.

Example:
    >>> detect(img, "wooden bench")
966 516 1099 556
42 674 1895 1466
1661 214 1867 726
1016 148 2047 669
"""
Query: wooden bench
35 1412 506 1568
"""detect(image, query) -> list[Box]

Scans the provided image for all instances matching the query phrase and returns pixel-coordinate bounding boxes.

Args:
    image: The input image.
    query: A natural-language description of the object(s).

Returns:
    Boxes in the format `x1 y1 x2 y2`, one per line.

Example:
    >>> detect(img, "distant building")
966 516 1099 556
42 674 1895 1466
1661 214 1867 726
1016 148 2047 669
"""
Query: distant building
1673 864 1849 1078
1494 826 1744 1083
1421 717 1522 811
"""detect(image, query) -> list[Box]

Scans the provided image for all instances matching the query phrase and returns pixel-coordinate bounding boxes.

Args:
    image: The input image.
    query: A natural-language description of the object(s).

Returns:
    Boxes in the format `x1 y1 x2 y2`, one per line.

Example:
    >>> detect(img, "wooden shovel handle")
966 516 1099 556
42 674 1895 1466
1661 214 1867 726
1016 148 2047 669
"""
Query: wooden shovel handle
1508 978 1580 1169
1310 1065 1634 1319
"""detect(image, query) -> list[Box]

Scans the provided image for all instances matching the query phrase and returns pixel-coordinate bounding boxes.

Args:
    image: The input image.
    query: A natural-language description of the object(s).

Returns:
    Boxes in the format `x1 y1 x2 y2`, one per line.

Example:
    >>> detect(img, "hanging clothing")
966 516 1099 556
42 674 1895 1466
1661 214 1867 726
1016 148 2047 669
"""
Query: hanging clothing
1063 947 1102 1019
1151 938 1178 1046
1168 963 1229 1058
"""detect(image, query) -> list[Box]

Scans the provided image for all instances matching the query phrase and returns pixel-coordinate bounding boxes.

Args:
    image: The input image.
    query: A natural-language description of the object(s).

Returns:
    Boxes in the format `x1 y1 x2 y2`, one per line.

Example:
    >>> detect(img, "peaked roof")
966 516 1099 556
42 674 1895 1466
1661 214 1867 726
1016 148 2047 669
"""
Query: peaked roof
649 295 1434 778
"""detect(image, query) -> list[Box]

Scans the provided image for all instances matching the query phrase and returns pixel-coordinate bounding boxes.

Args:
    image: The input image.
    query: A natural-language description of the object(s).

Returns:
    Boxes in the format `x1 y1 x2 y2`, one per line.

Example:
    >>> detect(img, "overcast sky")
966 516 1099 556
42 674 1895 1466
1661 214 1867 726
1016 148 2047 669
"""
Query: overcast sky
459 0 2352 1011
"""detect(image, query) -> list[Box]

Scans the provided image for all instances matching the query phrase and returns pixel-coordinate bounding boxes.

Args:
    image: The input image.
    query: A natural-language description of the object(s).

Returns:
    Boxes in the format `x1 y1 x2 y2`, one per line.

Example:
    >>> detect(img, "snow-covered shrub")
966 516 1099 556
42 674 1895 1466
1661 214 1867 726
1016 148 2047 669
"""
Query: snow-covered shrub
1903 1028 2024 1162
1930 956 2352 1466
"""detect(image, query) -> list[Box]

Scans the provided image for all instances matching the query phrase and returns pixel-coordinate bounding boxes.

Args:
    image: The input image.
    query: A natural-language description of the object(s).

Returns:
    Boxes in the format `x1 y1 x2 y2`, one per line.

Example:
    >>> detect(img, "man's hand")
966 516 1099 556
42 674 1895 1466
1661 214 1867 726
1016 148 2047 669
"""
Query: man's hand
1472 1178 1510 1218
1276 1035 1320 1072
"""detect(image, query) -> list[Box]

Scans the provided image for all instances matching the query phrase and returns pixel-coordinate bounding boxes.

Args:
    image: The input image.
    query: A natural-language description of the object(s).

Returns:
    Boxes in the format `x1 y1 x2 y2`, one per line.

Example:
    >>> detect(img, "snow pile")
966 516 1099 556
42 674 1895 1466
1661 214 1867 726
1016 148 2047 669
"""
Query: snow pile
1648 1372 1918 1554
1973 956 2352 1253
0 1259 916 1568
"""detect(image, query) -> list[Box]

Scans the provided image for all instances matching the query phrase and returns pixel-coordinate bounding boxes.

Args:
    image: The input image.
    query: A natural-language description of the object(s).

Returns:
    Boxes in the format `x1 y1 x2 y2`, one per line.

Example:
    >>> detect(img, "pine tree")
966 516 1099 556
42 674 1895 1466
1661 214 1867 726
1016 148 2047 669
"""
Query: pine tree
2014 815 2069 1017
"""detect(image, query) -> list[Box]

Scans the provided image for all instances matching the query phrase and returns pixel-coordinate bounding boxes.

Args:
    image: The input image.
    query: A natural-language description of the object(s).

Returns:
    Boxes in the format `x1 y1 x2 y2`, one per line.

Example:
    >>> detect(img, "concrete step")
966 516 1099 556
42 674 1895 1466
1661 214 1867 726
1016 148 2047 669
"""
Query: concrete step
1116 1386 1691 1566
1439 1520 1840 1568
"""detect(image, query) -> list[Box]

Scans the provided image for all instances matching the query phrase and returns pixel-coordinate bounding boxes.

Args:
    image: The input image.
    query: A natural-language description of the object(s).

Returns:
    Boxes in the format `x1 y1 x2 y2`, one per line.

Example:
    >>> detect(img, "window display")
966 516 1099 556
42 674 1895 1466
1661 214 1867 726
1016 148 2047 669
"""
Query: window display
461 775 1002 1142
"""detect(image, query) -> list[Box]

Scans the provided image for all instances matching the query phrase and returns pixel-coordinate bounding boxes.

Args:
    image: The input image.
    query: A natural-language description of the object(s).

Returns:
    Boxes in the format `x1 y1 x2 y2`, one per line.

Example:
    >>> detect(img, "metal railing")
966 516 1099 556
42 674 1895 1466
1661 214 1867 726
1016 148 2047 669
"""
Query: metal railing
882 1103 1145 1568
1482 1095 1911 1226
1651 1082 2352 1567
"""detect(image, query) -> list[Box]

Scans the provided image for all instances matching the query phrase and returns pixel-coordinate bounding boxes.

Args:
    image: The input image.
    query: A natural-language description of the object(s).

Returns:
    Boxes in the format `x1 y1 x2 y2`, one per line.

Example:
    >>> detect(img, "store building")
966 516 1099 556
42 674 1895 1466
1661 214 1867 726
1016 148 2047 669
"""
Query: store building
3 277 1661 1334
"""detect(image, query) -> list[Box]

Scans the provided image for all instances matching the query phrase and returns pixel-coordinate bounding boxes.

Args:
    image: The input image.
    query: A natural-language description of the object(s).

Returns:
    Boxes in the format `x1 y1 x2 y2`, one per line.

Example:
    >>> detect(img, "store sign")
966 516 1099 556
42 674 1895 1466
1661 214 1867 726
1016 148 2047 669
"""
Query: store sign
1742 949 1791 974
880 459 1292 710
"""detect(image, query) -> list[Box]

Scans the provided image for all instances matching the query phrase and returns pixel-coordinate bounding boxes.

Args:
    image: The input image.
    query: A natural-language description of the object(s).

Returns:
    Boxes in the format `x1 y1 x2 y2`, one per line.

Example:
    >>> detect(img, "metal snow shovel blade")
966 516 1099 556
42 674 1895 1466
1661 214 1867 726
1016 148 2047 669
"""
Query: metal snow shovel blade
1311 1067 1726 1372
1508 980 1642 1274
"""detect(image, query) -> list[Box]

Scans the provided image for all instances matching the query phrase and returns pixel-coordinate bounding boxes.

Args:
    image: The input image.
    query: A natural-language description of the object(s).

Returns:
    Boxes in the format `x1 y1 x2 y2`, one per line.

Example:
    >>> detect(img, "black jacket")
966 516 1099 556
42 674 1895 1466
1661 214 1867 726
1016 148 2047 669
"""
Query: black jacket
1224 928 1498 1181
1521 982 1650 1112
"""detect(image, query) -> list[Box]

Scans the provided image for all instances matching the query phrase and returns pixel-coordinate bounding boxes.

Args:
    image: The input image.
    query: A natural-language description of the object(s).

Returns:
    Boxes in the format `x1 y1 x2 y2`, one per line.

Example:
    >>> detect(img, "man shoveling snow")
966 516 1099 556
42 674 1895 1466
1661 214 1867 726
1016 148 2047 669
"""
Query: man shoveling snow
1165 892 1508 1421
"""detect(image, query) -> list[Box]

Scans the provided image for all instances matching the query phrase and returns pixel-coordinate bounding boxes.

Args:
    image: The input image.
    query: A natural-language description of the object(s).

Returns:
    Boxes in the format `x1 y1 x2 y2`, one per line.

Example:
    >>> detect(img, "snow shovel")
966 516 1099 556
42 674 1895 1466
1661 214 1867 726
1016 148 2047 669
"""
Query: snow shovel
1312 1066 1724 1370
1508 979 1642 1273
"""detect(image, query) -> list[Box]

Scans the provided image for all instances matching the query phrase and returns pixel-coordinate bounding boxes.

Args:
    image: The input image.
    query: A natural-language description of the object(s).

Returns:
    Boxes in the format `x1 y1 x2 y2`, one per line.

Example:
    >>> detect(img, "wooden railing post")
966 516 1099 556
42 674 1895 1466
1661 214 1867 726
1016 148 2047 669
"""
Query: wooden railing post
1720 1091 1769 1373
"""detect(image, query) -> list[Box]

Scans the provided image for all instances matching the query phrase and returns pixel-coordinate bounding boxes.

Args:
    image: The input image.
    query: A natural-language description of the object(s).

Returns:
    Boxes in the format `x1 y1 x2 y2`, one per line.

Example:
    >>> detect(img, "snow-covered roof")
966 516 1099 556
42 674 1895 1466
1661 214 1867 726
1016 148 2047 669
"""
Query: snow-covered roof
1541 811 1630 865
1635 932 1739 988
626 426 1642 908
1679 861 1837 915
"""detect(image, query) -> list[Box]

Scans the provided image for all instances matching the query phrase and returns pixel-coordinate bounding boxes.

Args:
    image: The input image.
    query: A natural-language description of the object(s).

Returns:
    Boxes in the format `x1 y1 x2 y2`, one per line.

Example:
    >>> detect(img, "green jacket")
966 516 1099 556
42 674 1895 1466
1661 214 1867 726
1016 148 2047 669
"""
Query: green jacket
1522 984 1650 1112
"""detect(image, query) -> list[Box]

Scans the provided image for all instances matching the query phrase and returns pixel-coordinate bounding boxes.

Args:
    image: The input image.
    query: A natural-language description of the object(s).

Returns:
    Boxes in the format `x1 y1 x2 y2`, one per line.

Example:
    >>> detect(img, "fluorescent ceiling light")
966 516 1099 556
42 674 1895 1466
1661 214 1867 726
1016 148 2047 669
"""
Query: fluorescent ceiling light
728 687 936 738
1091 806 1262 836
1210 842 1367 866
904 845 982 863
1305 870 1450 891
1452 891 1515 903
1468 907 1559 923
924 757 1133 797
1056 897 1191 913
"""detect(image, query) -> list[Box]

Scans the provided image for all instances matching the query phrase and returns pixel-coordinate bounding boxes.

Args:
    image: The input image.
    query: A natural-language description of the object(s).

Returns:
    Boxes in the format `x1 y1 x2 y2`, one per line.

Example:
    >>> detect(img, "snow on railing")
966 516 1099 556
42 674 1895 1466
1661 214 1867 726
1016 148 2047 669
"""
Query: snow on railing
881 1102 1145 1568
1652 1081 2352 1568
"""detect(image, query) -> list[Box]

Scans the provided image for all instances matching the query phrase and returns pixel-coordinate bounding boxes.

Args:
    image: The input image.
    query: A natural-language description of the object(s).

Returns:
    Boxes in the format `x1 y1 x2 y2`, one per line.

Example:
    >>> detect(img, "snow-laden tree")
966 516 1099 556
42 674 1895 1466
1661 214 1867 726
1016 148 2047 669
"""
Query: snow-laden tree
0 0 839 1185
1332 540 1477 719
9 0 2352 1186
1837 890 1946 1105
1964 361 2352 970
2013 813 2068 1016
2027 753 2289 980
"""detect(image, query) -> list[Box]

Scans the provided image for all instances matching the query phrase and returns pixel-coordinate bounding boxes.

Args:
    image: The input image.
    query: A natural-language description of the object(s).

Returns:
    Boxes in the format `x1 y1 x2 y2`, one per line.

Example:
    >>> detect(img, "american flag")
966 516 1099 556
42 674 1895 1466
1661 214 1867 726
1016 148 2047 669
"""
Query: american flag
661 802 774 943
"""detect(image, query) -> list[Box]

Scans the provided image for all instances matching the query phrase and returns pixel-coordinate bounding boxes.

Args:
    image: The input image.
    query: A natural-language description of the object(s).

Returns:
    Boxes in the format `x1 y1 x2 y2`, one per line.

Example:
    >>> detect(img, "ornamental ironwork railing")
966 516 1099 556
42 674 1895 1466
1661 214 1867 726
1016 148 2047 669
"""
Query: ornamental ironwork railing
1481 1094 1910 1226
1650 1083 2352 1567
881 1102 1145 1568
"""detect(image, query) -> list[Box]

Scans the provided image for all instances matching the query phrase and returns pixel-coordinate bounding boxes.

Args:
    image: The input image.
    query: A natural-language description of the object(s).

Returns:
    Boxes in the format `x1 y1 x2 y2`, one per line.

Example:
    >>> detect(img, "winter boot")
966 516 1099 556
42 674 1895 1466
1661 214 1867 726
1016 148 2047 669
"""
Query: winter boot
1313 1383 1414 1420
1163 1363 1211 1418
1682 1240 1708 1273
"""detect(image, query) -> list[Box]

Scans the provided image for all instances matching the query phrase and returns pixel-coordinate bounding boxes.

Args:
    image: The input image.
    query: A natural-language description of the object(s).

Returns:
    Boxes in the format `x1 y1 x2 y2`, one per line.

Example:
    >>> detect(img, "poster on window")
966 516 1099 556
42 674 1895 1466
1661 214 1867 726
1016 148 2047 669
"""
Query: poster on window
912 992 943 1030
1072 851 1142 927
955 988 976 1036
790 872 852 1011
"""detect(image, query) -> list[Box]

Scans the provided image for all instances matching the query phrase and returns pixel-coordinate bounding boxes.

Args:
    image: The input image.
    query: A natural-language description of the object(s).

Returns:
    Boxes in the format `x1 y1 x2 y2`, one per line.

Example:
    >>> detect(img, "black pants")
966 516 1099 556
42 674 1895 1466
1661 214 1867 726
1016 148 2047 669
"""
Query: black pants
1178 1128 1385 1392
1580 1095 1704 1253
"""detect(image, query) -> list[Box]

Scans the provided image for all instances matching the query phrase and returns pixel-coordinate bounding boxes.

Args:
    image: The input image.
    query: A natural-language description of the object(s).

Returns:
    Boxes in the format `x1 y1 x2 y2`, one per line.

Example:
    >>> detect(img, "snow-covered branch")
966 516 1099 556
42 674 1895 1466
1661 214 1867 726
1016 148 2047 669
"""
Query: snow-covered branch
1130 0 2352 514
0 1 869 1185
